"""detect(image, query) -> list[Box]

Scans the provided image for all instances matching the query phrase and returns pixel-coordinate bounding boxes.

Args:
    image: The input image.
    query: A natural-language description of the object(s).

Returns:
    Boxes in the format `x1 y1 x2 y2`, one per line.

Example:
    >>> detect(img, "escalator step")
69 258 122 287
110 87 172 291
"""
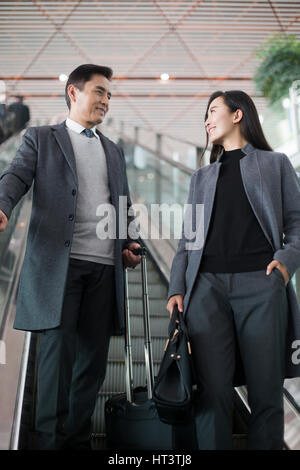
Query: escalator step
108 336 167 362
99 361 161 393
128 269 163 284
126 298 168 316
128 282 167 299
120 313 170 337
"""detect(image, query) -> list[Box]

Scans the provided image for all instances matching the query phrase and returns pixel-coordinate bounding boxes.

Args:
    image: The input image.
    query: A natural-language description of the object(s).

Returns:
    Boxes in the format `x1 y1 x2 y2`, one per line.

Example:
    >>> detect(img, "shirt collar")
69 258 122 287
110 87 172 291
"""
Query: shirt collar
66 117 99 139
217 142 256 162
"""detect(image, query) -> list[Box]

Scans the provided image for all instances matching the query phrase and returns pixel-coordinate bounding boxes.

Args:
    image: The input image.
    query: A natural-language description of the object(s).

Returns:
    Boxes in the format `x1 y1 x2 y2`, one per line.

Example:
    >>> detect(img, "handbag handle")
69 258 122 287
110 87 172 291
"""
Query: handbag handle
166 305 192 356
168 305 189 339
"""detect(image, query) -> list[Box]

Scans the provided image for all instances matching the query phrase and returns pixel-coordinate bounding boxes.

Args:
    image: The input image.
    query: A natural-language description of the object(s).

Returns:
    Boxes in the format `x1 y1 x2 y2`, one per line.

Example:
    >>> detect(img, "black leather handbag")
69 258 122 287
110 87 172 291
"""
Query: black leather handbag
153 306 197 425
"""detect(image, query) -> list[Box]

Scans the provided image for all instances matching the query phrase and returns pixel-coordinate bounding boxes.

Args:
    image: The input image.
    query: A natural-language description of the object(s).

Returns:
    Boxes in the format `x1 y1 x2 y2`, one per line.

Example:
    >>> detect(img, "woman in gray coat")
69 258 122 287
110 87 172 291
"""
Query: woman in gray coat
167 90 300 450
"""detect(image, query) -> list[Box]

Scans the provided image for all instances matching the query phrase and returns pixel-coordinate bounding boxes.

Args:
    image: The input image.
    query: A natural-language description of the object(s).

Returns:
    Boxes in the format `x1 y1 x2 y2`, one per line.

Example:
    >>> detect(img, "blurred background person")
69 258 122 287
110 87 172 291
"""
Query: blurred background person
8 95 30 132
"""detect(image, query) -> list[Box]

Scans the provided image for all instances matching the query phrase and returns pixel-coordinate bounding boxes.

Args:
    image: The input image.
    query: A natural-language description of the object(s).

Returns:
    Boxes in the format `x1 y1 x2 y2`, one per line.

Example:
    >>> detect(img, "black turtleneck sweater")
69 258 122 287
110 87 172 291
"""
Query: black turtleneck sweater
199 148 274 273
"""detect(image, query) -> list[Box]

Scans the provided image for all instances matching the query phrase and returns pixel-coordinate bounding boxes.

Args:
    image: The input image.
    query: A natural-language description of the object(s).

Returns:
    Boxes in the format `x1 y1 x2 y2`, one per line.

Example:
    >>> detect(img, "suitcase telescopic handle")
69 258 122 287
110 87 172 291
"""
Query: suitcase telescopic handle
124 246 155 403
129 247 146 256
124 266 133 403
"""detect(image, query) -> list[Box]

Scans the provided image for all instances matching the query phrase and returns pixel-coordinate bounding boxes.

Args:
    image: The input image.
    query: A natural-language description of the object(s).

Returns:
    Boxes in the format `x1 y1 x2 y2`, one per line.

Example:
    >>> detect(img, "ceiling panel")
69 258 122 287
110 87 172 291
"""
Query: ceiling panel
0 0 299 146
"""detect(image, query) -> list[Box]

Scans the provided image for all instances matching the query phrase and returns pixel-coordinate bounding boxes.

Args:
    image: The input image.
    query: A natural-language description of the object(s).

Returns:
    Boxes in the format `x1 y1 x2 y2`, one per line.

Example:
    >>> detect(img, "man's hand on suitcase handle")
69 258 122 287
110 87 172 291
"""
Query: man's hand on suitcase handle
122 242 142 268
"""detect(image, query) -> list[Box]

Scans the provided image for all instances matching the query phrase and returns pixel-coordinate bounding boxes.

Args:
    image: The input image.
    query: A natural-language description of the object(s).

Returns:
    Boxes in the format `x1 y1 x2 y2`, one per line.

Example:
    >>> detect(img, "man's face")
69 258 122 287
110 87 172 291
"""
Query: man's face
69 74 111 127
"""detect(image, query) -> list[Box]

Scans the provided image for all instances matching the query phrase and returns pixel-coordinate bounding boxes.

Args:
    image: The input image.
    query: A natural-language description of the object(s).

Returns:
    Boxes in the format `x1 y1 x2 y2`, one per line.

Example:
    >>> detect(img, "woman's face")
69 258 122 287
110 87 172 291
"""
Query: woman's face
205 96 238 146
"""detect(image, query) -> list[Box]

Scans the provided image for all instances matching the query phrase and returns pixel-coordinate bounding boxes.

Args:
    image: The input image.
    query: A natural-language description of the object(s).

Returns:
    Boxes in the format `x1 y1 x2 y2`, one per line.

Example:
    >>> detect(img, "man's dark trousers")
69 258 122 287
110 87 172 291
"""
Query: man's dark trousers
185 268 288 450
35 258 116 450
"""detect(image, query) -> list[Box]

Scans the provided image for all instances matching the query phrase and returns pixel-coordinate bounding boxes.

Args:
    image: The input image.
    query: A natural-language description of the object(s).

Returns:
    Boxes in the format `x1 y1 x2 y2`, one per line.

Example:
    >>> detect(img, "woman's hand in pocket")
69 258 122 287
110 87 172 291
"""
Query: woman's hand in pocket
266 260 290 286
0 210 8 232
166 295 184 318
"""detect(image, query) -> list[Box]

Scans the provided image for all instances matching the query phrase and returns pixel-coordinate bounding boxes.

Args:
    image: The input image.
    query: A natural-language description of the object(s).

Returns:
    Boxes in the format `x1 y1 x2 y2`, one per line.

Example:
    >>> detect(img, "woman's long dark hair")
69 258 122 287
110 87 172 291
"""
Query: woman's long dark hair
201 90 273 165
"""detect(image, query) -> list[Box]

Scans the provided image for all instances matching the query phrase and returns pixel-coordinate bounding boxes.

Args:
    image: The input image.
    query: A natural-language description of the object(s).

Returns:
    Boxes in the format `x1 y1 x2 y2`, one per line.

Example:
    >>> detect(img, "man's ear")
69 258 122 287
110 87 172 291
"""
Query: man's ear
68 84 77 106
233 108 243 124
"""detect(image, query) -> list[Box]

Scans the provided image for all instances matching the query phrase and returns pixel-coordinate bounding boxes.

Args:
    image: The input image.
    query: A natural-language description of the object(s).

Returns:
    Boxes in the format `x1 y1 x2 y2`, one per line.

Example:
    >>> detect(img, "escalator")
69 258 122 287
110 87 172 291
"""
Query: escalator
0 129 300 450
3 232 299 451
13 242 250 450
0 175 32 448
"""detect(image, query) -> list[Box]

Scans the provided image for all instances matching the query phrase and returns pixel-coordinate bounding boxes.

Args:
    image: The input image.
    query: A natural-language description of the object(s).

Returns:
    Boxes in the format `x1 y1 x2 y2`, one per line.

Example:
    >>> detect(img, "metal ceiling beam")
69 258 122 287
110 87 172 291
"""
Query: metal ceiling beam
9 93 261 99
10 1 160 134
268 0 287 34
2 0 297 145
159 2 259 135
33 0 91 63
7 93 262 100
10 0 83 92
122 0 205 78
152 0 208 77
1 76 252 81
202 0 259 59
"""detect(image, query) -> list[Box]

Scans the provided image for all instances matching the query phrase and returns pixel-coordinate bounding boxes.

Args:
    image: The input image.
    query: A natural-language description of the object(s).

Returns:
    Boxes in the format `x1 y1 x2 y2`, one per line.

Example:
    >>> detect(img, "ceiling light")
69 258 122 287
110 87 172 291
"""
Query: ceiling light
282 98 290 109
59 74 68 82
160 73 170 81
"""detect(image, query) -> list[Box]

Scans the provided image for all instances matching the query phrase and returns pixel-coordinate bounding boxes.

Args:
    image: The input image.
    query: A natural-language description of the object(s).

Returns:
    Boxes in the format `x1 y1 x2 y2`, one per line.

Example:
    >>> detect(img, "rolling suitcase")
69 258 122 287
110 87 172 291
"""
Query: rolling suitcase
105 247 173 450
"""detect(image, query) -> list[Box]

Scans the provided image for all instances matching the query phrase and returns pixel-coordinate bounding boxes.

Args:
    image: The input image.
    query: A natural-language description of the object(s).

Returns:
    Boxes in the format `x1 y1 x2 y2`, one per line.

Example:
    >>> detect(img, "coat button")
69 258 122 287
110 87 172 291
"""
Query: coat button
68 214 74 221
64 240 70 247
72 189 76 196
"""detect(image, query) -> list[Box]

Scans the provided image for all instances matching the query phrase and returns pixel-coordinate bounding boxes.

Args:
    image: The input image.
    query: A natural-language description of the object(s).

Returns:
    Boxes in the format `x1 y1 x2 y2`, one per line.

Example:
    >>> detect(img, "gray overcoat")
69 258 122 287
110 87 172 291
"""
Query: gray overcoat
168 142 300 380
0 121 136 334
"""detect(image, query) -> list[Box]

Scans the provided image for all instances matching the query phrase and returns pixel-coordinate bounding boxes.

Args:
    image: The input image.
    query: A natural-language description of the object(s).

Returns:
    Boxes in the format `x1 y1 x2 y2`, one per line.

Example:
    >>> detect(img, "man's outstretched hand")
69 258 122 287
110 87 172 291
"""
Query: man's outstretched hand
0 210 8 232
122 242 142 268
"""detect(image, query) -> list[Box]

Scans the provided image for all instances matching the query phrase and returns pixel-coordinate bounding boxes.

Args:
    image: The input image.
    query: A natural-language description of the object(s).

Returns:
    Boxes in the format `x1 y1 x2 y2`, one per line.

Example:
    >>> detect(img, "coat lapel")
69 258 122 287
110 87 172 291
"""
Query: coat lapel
239 143 274 249
201 162 222 242
52 121 78 185
51 123 121 201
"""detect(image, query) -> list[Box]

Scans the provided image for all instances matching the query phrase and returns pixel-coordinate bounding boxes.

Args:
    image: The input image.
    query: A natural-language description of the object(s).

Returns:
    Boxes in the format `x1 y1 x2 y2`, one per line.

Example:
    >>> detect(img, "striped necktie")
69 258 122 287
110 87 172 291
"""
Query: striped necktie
82 128 94 138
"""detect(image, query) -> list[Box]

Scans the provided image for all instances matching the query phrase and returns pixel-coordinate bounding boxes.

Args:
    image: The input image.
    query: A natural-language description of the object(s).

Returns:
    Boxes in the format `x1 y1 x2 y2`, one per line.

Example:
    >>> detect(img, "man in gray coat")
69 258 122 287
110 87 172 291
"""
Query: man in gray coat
0 64 141 449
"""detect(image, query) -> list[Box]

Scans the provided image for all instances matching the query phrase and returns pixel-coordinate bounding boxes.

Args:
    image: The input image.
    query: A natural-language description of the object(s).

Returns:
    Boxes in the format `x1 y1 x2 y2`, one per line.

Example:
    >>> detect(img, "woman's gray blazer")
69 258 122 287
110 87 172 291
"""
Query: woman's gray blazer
168 142 300 380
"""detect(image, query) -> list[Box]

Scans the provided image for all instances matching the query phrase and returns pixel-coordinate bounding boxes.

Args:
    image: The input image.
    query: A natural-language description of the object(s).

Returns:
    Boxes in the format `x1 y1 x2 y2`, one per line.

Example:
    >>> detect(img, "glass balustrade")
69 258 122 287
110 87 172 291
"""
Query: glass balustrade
0 134 29 328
